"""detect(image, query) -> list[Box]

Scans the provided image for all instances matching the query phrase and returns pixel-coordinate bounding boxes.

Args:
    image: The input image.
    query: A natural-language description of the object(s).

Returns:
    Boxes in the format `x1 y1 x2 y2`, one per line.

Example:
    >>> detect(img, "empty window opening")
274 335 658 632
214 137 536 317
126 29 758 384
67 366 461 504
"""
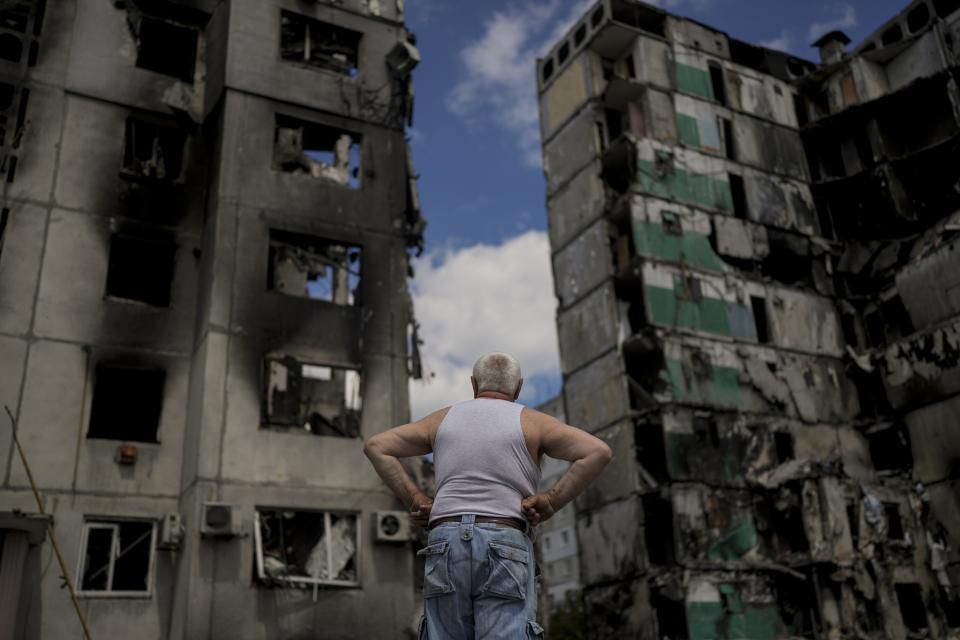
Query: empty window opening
774 432 794 463
720 117 735 160
0 81 13 111
864 309 886 347
610 0 666 37
793 94 809 127
868 423 912 472
708 61 727 106
0 33 21 63
881 294 915 340
729 173 748 219
895 584 928 632
884 503 906 540
88 364 165 443
881 24 904 46
643 494 675 566
766 491 809 553
281 10 362 77
542 58 554 82
594 120 608 154
604 108 624 142
274 114 361 188
675 274 703 302
122 118 186 182
574 24 587 47
935 0 960 18
134 16 198 82
78 519 156 595
662 211 682 236
255 509 359 587
751 296 770 343
623 52 637 79
907 4 931 32
263 355 362 438
268 229 360 305
846 500 860 548
591 6 605 28
693 415 720 447
558 42 570 65
853 128 874 170
820 142 846 178
105 234 176 307
0 3 29 33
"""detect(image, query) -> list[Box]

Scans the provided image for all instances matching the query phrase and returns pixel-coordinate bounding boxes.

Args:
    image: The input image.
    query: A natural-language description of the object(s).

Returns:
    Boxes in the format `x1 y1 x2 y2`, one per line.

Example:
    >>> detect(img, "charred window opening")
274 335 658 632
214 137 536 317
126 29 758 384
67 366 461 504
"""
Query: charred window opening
693 415 720 447
881 294 915 340
864 309 886 347
263 356 362 438
759 487 809 554
267 229 360 305
935 0 960 18
651 588 688 639
557 42 570 65
643 493 675 566
751 296 770 344
134 16 198 82
774 431 794 463
908 4 931 32
774 574 819 635
708 61 727 106
720 117 735 160
868 423 912 472
792 94 809 127
274 114 361 188
542 58 554 82
88 364 165 443
0 3 29 33
729 173 748 219
884 503 906 541
846 499 860 548
280 10 361 77
0 33 21 63
121 118 186 182
895 583 928 632
821 142 846 178
105 234 177 307
604 108 624 142
881 24 904 46
254 510 359 587
634 419 667 481
77 519 156 595
610 0 666 36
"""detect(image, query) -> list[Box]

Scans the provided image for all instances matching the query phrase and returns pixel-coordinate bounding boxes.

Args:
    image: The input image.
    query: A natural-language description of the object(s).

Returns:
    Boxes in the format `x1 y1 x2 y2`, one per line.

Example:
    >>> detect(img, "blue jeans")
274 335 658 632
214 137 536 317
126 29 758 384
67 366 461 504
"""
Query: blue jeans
418 515 544 639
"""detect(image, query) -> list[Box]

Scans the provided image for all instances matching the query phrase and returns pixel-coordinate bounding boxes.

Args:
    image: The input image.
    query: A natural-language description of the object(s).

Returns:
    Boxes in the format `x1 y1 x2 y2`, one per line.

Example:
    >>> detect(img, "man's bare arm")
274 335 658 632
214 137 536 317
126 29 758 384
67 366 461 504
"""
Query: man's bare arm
363 408 448 511
521 412 612 524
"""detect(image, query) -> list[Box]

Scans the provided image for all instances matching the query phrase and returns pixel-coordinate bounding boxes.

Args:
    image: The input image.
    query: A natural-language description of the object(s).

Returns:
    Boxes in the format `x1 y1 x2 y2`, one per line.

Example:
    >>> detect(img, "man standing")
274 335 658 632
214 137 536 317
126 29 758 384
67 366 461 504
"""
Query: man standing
363 353 613 639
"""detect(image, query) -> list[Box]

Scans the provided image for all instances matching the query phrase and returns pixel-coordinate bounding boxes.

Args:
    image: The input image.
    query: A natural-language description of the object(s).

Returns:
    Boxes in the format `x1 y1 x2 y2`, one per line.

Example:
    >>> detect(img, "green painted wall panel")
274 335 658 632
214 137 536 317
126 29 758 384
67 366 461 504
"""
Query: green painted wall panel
637 159 734 213
664 432 746 484
706 519 758 561
664 358 741 406
687 599 785 640
646 285 733 335
631 220 725 271
676 63 714 99
677 113 701 148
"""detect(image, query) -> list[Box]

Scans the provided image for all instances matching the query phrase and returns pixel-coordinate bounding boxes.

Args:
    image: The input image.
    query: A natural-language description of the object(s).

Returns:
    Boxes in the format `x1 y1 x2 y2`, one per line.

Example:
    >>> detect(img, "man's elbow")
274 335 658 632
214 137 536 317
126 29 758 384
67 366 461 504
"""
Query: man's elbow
362 435 381 459
595 441 613 465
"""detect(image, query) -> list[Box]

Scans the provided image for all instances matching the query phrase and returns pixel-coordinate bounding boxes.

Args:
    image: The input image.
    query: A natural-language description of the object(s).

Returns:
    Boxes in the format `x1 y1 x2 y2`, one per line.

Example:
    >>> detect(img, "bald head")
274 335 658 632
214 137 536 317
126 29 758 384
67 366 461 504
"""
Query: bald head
472 353 522 398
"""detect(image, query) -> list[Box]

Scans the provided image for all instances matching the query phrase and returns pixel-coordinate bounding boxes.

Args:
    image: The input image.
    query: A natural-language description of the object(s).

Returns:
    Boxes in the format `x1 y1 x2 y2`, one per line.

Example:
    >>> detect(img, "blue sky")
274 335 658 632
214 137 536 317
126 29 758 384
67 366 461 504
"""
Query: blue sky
403 0 910 419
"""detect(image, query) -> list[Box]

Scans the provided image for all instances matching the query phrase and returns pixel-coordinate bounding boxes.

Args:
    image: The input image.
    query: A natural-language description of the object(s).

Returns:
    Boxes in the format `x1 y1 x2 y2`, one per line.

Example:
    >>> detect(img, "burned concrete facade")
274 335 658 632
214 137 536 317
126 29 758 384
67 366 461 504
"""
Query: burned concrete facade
0 0 424 638
537 0 960 638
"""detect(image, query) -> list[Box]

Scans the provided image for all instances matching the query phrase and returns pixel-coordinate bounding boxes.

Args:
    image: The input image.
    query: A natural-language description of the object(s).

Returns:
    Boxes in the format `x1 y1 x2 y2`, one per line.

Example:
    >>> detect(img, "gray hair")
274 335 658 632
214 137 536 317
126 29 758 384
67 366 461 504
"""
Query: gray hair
472 353 522 395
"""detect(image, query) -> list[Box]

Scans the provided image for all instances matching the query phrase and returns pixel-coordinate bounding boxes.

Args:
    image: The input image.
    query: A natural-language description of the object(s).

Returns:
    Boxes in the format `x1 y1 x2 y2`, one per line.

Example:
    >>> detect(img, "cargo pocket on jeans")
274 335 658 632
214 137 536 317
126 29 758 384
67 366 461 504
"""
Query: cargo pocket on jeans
480 541 529 600
417 540 453 597
527 621 545 638
418 616 427 640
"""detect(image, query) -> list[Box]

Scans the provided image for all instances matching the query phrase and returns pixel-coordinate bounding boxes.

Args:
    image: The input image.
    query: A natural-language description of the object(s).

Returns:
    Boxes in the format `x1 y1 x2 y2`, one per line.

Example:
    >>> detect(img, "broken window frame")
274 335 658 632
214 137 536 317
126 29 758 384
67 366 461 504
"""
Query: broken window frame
279 10 362 78
267 229 362 305
273 114 362 189
253 509 361 588
133 14 199 83
262 355 363 438
75 518 157 598
120 117 187 183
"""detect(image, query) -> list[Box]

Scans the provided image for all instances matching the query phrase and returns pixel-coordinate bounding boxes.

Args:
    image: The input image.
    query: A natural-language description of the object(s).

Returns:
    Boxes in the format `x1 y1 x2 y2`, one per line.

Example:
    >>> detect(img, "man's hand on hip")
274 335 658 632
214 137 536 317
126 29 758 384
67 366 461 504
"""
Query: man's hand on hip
521 493 556 525
409 491 433 527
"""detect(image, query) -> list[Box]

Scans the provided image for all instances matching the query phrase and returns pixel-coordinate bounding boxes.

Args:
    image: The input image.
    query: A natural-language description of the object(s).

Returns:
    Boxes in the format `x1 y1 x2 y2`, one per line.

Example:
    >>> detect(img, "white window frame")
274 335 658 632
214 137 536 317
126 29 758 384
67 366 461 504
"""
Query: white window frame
75 518 157 598
254 509 361 588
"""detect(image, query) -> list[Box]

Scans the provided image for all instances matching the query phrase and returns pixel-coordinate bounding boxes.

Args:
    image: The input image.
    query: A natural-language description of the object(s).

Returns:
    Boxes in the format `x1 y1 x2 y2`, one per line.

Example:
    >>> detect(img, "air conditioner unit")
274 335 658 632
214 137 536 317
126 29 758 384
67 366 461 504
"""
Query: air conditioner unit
200 503 242 538
385 41 421 77
374 511 413 543
158 513 184 549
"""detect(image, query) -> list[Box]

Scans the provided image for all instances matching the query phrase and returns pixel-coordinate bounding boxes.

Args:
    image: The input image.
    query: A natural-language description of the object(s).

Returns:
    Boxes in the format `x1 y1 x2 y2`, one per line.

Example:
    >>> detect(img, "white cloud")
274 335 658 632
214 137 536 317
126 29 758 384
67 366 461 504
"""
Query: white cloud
759 30 794 54
409 231 560 419
808 3 857 43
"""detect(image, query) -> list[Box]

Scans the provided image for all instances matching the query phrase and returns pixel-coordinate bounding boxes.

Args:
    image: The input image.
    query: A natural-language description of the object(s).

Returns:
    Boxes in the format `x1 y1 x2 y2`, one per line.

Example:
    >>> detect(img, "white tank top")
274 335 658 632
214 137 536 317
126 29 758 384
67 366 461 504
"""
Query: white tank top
430 399 541 523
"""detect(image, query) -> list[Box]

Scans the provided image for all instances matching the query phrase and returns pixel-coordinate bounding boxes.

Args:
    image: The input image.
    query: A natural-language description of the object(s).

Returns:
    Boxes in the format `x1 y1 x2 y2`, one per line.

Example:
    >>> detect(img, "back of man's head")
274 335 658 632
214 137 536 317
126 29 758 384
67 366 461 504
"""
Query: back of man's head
472 353 522 396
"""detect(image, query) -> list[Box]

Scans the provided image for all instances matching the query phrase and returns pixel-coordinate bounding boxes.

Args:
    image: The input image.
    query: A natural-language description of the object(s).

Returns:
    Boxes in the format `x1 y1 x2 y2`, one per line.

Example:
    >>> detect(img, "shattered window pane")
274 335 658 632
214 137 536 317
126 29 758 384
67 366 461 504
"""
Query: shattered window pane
268 229 361 304
264 355 362 438
78 520 156 595
280 10 362 77
274 114 362 188
122 118 186 182
255 510 359 587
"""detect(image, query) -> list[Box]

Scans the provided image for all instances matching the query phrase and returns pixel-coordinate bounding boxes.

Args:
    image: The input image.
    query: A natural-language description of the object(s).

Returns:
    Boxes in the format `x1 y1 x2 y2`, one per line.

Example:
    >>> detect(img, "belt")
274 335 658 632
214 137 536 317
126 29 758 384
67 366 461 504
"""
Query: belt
429 515 527 532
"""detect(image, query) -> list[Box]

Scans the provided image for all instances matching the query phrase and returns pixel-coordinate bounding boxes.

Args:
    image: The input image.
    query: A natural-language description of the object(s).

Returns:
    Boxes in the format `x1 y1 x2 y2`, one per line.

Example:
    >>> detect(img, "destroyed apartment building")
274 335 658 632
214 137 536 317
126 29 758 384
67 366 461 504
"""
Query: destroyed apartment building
0 0 426 638
538 0 960 637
